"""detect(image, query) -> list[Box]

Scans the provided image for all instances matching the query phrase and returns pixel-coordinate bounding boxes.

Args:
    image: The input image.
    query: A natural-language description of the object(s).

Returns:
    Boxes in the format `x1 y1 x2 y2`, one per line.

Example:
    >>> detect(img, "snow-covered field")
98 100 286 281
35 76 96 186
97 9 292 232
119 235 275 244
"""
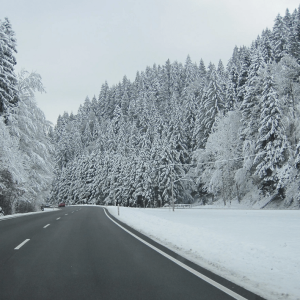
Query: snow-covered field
106 206 300 300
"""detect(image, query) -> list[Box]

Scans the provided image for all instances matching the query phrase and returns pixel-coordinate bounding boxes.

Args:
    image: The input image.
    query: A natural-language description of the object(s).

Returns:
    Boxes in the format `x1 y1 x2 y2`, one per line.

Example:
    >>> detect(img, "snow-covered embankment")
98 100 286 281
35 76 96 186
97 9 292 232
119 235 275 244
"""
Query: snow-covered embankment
106 206 300 300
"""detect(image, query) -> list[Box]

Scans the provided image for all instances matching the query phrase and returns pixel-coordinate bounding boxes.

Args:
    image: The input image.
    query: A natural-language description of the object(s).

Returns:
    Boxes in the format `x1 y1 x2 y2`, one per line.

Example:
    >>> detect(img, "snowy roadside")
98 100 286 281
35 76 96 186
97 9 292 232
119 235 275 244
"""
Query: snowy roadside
106 206 300 300
0 208 60 221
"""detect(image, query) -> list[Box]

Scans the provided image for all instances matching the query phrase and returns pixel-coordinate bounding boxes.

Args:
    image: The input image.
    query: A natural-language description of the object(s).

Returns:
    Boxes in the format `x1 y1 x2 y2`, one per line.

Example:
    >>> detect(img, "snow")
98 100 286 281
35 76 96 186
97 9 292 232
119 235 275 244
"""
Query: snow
106 205 300 300
0 208 59 221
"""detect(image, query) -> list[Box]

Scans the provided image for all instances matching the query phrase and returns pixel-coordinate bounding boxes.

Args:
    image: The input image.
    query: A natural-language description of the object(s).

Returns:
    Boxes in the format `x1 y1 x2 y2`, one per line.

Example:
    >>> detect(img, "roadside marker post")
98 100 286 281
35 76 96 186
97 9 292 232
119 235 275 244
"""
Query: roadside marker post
118 204 120 216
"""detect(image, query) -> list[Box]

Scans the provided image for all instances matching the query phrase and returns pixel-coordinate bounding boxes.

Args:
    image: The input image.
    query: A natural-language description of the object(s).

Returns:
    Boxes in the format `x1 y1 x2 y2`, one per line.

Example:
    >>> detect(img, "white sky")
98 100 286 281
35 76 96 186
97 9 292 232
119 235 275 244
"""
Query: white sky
1 0 300 124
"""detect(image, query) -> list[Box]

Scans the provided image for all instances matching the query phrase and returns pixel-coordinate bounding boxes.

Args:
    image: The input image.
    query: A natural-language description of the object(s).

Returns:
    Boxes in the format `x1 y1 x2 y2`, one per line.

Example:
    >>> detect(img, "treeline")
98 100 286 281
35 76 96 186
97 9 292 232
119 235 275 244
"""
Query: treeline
51 8 300 208
0 19 54 214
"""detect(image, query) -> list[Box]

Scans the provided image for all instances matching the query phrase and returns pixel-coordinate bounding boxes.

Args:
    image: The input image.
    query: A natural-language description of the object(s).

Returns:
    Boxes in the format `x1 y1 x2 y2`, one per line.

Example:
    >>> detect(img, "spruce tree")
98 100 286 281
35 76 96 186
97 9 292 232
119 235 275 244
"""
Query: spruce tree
254 64 288 192
237 49 251 104
0 18 19 116
272 14 288 63
260 29 274 63
240 46 265 140
201 69 224 143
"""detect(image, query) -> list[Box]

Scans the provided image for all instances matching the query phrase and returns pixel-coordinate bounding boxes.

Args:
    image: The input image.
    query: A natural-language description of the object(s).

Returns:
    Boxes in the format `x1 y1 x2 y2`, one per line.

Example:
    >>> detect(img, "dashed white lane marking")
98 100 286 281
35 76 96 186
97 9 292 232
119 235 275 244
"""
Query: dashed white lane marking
65 214 68 215
43 224 50 228
56 217 61 220
72 211 74 213
15 239 30 250
103 209 247 300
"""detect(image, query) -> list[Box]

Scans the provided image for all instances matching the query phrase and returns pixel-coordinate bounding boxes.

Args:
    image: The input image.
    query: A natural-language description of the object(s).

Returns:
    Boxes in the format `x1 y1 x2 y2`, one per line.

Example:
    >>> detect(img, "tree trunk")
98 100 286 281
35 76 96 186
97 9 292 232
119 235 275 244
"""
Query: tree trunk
236 183 241 203
221 170 226 206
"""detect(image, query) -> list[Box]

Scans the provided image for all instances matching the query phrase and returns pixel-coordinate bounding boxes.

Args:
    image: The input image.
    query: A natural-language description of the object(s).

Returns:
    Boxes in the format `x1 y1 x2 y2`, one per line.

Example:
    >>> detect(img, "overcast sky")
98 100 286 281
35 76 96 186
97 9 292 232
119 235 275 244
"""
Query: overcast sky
1 0 300 124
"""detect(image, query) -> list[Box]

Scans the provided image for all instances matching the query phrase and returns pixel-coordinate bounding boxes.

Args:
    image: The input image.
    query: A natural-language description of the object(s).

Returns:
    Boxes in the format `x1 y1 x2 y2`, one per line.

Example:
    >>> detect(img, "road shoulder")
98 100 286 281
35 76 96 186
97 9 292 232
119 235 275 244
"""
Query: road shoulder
103 207 265 300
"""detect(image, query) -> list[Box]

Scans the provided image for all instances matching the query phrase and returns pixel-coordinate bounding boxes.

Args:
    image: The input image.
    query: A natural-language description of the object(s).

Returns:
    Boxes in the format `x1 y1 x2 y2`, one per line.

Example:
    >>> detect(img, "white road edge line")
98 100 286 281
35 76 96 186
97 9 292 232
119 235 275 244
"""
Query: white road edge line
103 209 247 300
56 217 61 220
43 224 50 228
15 239 30 250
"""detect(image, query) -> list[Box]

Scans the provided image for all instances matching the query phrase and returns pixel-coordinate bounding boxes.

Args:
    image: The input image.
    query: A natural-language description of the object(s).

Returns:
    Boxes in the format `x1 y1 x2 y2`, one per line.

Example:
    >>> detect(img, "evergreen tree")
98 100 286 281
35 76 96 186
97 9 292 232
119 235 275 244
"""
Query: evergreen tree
0 18 19 116
260 29 274 63
97 81 109 118
198 59 207 80
254 65 288 193
240 46 265 141
201 69 225 143
237 48 251 104
225 63 239 111
272 14 288 63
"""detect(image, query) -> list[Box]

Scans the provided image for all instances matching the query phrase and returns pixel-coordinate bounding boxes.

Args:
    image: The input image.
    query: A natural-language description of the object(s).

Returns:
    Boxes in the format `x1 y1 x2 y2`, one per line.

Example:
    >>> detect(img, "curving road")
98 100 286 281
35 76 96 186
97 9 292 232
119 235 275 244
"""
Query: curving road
0 207 265 300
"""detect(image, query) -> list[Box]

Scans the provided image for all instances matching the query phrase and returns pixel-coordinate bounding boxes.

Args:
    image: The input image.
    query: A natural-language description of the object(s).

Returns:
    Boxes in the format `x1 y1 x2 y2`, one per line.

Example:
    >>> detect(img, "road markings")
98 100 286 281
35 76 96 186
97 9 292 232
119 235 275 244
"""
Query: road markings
104 209 247 300
65 214 68 215
15 239 30 250
72 211 74 213
56 217 61 220
43 224 50 228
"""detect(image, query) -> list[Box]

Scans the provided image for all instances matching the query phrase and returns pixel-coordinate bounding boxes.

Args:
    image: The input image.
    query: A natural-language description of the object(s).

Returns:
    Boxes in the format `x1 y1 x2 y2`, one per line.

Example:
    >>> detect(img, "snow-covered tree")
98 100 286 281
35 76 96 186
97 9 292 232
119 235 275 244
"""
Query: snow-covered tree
254 65 288 193
0 18 19 116
8 70 54 207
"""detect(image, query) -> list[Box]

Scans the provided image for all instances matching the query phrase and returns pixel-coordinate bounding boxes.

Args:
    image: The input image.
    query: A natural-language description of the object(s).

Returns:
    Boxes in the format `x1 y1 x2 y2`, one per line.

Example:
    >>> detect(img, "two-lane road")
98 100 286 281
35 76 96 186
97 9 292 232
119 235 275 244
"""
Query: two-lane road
0 207 264 300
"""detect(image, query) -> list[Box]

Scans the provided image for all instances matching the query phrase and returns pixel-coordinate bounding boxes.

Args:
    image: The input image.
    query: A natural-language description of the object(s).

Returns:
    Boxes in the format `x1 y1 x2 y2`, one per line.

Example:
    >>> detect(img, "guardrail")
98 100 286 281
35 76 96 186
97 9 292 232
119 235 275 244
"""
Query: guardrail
162 204 192 209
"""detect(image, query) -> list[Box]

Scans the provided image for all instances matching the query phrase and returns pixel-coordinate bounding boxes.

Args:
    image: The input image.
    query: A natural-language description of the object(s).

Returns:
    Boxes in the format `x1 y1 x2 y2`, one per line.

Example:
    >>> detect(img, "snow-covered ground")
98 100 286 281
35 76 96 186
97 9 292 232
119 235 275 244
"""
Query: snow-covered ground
0 207 59 221
106 206 300 300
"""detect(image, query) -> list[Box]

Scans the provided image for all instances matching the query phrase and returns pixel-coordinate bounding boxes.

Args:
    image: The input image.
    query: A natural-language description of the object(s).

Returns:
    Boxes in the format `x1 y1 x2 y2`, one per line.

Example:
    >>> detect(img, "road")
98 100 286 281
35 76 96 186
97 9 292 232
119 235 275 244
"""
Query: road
0 207 265 300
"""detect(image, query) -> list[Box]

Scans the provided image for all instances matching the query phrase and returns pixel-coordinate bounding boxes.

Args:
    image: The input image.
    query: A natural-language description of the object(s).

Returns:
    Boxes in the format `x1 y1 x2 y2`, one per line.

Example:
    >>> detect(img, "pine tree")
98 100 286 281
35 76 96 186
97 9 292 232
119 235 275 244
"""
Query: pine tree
237 48 251 104
160 59 172 104
91 95 98 119
254 65 288 193
121 87 130 115
272 14 288 63
240 46 265 140
206 62 216 79
225 61 239 111
97 81 109 118
170 61 182 99
0 18 19 116
198 59 207 80
260 29 274 63
180 55 196 107
292 6 300 60
201 69 225 144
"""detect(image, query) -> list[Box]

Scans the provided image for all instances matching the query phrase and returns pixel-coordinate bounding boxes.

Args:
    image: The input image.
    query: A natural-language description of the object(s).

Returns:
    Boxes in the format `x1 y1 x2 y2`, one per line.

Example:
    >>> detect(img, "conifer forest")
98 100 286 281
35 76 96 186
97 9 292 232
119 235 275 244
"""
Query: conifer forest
2 7 300 213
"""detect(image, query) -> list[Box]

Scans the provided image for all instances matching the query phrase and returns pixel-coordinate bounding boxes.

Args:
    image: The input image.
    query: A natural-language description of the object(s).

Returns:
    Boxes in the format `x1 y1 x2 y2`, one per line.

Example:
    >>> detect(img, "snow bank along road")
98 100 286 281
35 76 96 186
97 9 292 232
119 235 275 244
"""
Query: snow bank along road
0 207 264 300
106 207 300 300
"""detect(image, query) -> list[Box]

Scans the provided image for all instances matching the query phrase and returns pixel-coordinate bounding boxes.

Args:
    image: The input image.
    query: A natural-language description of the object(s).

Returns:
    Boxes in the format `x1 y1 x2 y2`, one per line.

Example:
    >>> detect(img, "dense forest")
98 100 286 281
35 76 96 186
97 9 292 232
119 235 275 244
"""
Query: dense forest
51 7 300 209
2 7 300 214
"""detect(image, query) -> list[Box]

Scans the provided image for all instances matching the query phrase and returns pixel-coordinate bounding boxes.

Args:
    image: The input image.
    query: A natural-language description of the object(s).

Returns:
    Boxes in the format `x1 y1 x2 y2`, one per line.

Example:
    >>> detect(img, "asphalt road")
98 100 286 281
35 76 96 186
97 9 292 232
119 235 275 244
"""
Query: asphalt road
0 207 265 300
